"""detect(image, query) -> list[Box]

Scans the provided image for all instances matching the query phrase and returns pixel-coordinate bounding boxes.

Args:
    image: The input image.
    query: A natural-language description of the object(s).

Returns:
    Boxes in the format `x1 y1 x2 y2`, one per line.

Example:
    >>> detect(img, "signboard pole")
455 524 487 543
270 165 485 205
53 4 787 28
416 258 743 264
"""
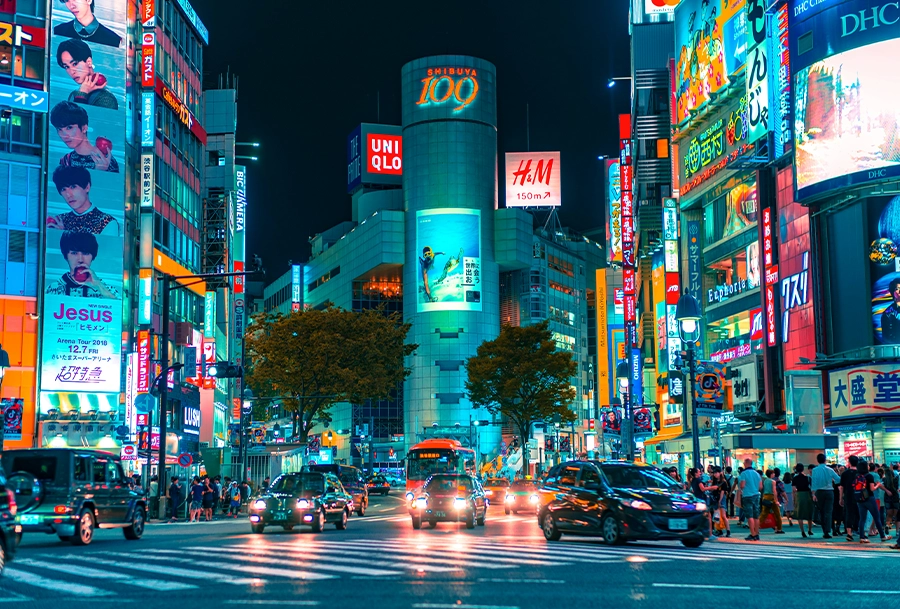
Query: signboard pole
688 342 701 466
156 275 170 504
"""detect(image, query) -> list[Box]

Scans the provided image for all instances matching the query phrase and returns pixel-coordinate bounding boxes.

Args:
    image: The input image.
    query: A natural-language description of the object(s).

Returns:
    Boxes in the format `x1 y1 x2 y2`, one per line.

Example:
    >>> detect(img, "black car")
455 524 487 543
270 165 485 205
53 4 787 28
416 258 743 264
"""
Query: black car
305 464 369 516
408 473 487 530
536 460 707 547
0 459 18 577
366 475 391 496
249 472 352 533
4 448 147 546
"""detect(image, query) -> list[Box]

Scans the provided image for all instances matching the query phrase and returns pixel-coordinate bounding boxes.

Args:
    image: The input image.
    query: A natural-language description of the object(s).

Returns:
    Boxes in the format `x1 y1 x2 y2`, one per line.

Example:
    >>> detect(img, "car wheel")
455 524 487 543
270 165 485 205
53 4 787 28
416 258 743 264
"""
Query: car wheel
335 509 348 530
124 507 145 540
465 513 475 529
411 515 422 529
71 509 95 546
542 513 562 541
282 525 295 531
504 507 510 515
681 537 704 548
477 508 486 526
602 514 626 546
311 509 326 533
251 523 265 534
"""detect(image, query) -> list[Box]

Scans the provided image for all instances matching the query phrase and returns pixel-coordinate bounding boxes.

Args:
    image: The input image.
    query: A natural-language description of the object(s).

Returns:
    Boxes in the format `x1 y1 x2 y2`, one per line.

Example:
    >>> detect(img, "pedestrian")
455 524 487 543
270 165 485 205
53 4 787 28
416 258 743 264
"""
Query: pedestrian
832 466 844 536
167 476 183 523
261 476 271 493
735 466 746 527
855 461 892 544
739 459 763 541
713 467 731 537
840 455 861 541
885 465 900 532
782 471 794 526
792 463 814 537
222 477 232 515
240 479 251 510
188 476 204 523
688 467 716 538
810 453 841 539
760 469 785 534
202 477 216 522
229 481 242 517
148 475 159 499
725 466 736 518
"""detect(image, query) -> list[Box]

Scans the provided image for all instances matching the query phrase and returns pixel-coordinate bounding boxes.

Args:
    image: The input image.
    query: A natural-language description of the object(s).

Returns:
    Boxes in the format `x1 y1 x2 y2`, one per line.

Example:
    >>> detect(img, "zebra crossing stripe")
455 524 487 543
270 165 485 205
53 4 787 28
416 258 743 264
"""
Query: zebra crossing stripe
341 539 577 565
90 552 269 585
3 568 114 597
13 559 196 591
219 544 459 572
183 546 402 577
139 549 335 580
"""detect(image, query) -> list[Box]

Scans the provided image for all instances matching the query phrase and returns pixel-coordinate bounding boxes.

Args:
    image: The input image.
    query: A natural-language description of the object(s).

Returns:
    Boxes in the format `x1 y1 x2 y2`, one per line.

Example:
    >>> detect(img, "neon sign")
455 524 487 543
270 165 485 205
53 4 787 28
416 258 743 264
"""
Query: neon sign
155 81 207 144
416 67 479 112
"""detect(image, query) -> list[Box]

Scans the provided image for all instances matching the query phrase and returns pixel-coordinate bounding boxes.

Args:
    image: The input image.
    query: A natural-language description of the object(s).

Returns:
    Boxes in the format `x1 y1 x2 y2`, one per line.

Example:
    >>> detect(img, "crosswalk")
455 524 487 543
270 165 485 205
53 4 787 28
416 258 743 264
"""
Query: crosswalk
1 536 894 601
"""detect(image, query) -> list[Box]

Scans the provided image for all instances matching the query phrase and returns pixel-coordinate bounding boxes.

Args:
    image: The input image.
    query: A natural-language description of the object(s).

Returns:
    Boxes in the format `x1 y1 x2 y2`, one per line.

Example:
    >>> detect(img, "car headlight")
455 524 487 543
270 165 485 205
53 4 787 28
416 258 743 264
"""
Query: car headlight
529 494 540 504
694 501 707 511
505 494 515 503
485 489 493 496
454 497 468 510
252 499 267 510
415 497 427 509
625 499 653 511
405 491 415 501
296 499 310 509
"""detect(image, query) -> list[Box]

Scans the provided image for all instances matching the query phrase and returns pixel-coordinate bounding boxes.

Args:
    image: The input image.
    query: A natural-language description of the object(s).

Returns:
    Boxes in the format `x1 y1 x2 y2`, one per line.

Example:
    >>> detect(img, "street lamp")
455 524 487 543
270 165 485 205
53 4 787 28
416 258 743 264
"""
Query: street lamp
607 76 632 88
615 360 633 461
675 290 703 468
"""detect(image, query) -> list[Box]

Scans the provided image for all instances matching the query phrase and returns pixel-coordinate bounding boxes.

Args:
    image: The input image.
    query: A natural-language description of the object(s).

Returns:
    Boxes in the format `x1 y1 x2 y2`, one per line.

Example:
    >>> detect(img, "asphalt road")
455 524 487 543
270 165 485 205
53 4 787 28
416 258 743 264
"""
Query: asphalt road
4 493 900 609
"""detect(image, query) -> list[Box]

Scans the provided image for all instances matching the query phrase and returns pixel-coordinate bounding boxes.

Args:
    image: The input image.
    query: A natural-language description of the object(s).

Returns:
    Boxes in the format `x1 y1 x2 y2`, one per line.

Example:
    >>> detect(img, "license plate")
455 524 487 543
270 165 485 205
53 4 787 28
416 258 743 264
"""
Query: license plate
274 512 287 520
434 511 446 518
670 518 688 530
20 514 42 525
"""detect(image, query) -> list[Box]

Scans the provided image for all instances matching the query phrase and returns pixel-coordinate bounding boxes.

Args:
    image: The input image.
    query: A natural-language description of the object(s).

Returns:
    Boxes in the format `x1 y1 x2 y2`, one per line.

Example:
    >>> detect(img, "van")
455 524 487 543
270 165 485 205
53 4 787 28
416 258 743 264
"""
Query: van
303 464 368 516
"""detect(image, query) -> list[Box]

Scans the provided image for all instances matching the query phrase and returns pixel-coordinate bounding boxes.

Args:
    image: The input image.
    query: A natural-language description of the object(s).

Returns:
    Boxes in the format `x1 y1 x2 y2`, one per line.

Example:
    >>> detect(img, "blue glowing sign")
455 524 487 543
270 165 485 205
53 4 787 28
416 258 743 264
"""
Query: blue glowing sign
141 91 155 147
0 83 48 113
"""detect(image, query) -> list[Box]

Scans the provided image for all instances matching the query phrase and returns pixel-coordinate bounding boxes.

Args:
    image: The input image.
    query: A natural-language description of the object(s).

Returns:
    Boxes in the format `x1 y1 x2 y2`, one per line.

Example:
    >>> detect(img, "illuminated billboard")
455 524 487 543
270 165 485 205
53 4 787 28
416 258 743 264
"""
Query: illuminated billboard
505 152 561 208
607 160 622 264
40 0 125 398
645 0 680 15
674 0 748 124
794 37 900 200
346 123 402 192
415 209 481 312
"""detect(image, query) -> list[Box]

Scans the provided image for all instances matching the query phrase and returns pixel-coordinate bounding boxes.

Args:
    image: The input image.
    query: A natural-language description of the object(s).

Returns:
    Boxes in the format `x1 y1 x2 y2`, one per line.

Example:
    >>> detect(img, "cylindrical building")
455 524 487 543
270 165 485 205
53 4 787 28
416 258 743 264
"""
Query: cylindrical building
401 55 500 449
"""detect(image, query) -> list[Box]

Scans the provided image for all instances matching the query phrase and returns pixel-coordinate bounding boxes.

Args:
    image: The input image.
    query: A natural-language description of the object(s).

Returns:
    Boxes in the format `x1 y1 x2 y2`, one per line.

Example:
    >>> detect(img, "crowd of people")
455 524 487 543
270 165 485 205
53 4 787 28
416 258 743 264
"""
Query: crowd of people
663 454 900 545
142 474 270 522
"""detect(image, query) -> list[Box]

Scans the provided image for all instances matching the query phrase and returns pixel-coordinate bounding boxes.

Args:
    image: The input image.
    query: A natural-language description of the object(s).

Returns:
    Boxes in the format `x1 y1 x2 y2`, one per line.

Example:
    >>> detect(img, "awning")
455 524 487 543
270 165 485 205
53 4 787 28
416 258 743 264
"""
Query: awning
662 433 838 454
643 427 684 447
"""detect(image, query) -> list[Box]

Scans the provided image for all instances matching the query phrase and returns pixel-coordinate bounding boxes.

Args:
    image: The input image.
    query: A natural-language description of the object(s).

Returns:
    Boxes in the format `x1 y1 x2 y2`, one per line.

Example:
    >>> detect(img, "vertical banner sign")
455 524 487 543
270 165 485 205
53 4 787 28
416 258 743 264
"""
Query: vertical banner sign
141 0 155 26
686 220 703 356
607 160 622 264
40 0 125 403
630 347 642 412
745 0 768 145
663 198 682 395
204 291 216 338
140 153 153 207
621 138 637 349
596 270 610 410
762 206 778 346
138 268 152 325
234 166 246 265
291 264 302 312
141 32 154 88
137 329 150 393
415 209 482 312
769 2 790 158
141 91 154 147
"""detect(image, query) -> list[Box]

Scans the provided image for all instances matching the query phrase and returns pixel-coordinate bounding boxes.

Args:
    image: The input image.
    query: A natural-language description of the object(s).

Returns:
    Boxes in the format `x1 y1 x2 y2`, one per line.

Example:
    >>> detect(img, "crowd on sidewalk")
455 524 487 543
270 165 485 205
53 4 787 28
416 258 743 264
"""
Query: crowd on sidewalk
663 454 900 546
145 474 272 522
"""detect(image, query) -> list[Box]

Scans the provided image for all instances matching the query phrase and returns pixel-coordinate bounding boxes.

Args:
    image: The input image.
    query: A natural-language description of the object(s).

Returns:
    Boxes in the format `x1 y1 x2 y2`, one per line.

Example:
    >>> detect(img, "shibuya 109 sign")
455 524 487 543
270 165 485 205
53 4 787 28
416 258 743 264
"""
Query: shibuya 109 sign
416 67 479 113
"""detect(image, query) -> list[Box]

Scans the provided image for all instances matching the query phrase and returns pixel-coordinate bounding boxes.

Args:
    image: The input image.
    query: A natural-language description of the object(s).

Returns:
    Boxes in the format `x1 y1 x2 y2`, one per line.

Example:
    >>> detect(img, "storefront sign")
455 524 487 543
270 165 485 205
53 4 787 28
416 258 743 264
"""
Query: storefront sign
781 252 809 343
204 291 216 338
762 207 774 266
291 264 302 311
141 0 155 26
183 405 201 436
663 205 678 241
140 154 153 208
695 361 726 416
0 20 44 47
843 439 872 458
155 81 206 144
829 362 900 419
769 2 791 159
137 330 150 393
175 0 208 43
708 277 751 305
505 152 561 207
731 360 759 408
745 0 769 145
0 83 48 113
416 67 479 113
710 343 752 362
141 91 154 147
607 160 622 264
631 347 642 411
1 398 22 441
664 240 678 273
141 32 155 87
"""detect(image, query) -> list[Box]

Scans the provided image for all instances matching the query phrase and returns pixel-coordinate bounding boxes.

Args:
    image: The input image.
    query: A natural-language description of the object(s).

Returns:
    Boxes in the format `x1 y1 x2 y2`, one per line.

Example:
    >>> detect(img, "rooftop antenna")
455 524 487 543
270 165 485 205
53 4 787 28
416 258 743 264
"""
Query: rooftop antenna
526 103 530 152
377 91 381 122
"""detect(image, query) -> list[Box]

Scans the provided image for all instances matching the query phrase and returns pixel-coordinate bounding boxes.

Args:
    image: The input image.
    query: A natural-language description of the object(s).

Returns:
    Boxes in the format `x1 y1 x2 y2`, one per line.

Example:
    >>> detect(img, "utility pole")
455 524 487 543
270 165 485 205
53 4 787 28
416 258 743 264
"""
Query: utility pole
155 275 170 515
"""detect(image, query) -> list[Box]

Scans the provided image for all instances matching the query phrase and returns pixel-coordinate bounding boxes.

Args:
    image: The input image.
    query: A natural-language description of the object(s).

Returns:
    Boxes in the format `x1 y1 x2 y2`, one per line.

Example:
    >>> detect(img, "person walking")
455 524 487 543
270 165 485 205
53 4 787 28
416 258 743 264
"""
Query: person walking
840 455 861 541
832 466 844 536
202 477 216 522
855 461 892 544
811 453 840 539
688 467 714 537
791 464 813 537
188 477 204 523
735 466 747 528
713 467 731 538
760 469 785 534
739 459 763 541
885 465 899 533
782 472 794 526
167 476 183 523
725 466 736 518
229 481 242 517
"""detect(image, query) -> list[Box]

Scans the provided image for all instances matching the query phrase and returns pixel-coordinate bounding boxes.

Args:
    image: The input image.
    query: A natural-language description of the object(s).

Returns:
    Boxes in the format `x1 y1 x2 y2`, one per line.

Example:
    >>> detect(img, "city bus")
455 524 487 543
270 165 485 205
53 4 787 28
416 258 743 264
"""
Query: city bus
405 439 475 494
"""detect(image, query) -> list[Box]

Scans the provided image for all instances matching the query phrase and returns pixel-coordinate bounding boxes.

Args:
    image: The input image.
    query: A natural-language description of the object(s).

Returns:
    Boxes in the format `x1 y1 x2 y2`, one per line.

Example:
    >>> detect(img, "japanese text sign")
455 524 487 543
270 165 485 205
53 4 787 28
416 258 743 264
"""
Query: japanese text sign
505 152 561 207
829 363 900 419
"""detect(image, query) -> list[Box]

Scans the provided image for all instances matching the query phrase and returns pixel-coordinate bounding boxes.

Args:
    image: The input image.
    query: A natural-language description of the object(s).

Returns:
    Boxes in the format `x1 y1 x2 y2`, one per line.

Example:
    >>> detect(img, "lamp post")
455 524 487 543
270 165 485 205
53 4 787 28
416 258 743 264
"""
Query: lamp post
615 360 632 460
675 290 703 468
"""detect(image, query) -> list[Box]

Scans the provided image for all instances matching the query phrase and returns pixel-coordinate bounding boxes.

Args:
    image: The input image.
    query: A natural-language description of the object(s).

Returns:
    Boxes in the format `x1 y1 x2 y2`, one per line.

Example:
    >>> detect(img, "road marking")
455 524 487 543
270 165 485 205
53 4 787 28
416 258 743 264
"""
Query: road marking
140 549 335 580
13 559 196 591
3 568 113 596
413 605 519 609
477 578 566 584
850 591 900 595
224 602 319 606
306 540 552 568
653 583 751 590
186 546 402 577
90 553 268 585
263 540 501 570
218 543 459 573
379 507 394 512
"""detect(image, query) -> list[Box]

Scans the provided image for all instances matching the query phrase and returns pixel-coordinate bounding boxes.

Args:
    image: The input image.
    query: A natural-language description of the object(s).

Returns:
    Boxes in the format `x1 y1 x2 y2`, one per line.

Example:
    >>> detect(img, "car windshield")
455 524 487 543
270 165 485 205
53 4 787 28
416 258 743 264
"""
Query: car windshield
270 474 325 496
425 475 471 494
600 465 680 490
340 474 360 487
510 480 535 491
486 479 509 487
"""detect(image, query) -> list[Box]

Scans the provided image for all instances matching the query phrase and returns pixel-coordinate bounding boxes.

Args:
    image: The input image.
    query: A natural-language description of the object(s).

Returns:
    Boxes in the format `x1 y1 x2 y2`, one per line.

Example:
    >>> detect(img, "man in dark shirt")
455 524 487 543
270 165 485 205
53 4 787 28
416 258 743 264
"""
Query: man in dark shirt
50 101 119 172
839 454 860 540
882 278 900 343
56 38 118 109
53 0 122 48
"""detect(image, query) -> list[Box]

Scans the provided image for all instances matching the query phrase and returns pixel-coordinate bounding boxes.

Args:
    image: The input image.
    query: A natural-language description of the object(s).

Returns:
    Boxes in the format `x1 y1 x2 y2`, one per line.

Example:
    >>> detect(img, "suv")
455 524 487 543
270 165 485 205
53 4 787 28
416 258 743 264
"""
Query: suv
0 459 18 576
5 448 147 546
303 464 368 516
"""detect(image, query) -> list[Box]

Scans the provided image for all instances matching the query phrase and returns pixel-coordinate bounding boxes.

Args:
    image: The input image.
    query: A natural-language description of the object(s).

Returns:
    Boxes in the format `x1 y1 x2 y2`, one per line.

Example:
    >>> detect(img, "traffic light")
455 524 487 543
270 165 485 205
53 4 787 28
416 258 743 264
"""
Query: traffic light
588 418 595 431
389 448 395 459
207 362 243 378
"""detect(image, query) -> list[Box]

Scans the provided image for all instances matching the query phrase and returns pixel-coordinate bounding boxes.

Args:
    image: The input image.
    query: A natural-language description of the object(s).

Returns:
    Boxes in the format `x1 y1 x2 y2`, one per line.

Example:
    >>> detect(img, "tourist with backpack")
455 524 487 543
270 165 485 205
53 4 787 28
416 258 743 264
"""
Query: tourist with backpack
228 481 242 517
855 461 892 544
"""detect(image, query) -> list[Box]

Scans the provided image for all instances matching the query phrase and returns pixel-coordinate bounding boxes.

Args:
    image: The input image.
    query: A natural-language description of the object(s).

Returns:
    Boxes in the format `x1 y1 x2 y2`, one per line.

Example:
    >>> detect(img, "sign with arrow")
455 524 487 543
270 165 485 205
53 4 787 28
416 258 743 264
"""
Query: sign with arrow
504 152 561 208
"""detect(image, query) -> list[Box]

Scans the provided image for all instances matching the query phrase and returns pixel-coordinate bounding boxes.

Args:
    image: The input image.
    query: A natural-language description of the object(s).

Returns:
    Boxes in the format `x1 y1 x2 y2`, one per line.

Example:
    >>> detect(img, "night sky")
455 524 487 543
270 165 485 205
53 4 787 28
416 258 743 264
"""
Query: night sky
194 1 631 279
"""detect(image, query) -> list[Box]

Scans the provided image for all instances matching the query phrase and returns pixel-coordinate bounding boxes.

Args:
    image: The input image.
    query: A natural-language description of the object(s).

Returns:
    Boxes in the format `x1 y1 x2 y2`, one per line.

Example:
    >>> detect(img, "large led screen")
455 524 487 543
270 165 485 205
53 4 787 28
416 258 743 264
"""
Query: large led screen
869 195 900 346
416 209 481 312
40 0 125 397
794 38 900 200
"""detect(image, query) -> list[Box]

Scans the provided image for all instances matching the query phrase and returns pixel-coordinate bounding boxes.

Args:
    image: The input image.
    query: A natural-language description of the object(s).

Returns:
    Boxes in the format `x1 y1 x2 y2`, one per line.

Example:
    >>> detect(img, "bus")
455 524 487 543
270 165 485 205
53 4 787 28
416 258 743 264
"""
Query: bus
405 439 475 493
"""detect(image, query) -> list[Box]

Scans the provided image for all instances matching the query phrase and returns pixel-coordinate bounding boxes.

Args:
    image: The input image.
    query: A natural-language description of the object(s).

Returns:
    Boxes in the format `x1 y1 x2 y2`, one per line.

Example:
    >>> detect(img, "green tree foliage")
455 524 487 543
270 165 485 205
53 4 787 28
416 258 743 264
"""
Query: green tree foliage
465 321 577 444
244 306 417 443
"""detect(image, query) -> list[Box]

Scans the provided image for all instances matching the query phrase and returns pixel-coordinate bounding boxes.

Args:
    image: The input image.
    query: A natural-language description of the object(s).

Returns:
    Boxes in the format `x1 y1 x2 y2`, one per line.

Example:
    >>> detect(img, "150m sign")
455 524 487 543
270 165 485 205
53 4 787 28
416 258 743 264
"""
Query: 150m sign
416 67 479 112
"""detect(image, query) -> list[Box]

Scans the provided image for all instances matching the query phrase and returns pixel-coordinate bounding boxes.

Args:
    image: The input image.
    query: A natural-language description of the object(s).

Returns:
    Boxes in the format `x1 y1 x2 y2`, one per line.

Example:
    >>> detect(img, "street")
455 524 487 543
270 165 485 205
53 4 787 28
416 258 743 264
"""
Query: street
4 493 900 609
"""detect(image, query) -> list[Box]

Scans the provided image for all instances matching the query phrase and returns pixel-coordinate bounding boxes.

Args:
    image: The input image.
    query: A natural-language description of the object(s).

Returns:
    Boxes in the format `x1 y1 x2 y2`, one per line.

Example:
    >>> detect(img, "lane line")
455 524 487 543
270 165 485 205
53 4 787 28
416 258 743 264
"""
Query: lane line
224 602 319 606
13 559 196 591
849 590 900 595
653 583 751 590
477 578 566 584
260 541 513 570
412 605 519 609
3 568 113 597
85 553 268 585
379 508 394 512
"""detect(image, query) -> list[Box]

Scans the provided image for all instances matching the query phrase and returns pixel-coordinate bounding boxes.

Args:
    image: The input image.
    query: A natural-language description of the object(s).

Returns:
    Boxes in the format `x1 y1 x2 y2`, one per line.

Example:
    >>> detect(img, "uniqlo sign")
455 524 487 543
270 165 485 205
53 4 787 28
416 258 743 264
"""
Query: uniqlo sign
137 330 151 393
141 33 155 87
367 133 402 175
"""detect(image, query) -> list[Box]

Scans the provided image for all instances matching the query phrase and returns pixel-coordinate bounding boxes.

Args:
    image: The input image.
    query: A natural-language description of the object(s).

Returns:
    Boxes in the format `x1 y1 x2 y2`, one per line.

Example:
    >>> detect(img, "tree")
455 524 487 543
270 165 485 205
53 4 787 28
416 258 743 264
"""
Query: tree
244 306 417 444
465 321 577 445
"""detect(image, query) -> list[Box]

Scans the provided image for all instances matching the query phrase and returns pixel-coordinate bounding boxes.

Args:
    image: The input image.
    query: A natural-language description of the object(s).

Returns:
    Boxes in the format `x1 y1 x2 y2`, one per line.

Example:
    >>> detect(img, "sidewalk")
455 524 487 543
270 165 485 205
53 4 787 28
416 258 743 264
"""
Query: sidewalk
710 520 900 551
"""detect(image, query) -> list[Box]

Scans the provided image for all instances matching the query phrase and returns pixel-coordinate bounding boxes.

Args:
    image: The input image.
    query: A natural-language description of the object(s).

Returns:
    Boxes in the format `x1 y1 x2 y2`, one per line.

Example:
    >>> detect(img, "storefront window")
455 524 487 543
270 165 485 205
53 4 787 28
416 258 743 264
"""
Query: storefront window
0 44 11 76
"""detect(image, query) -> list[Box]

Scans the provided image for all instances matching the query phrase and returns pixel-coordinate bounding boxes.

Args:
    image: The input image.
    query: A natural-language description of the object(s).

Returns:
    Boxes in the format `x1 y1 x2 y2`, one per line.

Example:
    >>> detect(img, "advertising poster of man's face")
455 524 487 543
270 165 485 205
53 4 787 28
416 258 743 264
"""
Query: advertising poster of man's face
53 0 123 48
869 196 900 345
44 229 121 299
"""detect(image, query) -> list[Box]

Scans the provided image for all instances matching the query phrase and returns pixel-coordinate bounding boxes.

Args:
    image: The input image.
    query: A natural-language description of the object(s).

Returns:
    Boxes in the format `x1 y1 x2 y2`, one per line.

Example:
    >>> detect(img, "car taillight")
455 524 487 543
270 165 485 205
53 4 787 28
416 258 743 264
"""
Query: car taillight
7 490 16 517
54 505 70 514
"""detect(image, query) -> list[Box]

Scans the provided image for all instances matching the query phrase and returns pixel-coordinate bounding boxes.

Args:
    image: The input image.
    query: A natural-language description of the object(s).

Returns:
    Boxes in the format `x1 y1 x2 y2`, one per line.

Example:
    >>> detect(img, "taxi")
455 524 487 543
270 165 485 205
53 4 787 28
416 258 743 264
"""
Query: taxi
482 478 510 507
408 473 487 530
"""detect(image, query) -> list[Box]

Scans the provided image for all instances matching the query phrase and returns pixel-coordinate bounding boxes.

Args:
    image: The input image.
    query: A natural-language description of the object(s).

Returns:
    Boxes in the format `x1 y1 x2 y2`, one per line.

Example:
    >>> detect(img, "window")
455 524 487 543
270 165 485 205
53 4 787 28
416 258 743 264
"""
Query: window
73 457 90 483
93 458 108 485
580 465 602 487
106 460 121 485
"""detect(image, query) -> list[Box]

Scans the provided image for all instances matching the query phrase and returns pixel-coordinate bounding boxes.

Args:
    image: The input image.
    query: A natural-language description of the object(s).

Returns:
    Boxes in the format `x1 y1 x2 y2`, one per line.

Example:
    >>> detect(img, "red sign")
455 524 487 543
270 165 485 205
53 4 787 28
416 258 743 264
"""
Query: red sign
762 207 773 268
750 307 764 341
0 1 16 16
624 294 636 322
234 261 244 295
141 0 155 26
367 133 402 175
155 81 207 145
623 267 635 294
137 330 151 393
141 33 155 87
136 413 149 427
665 273 681 305
765 283 777 347
710 343 752 363
843 440 872 458
0 20 44 48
